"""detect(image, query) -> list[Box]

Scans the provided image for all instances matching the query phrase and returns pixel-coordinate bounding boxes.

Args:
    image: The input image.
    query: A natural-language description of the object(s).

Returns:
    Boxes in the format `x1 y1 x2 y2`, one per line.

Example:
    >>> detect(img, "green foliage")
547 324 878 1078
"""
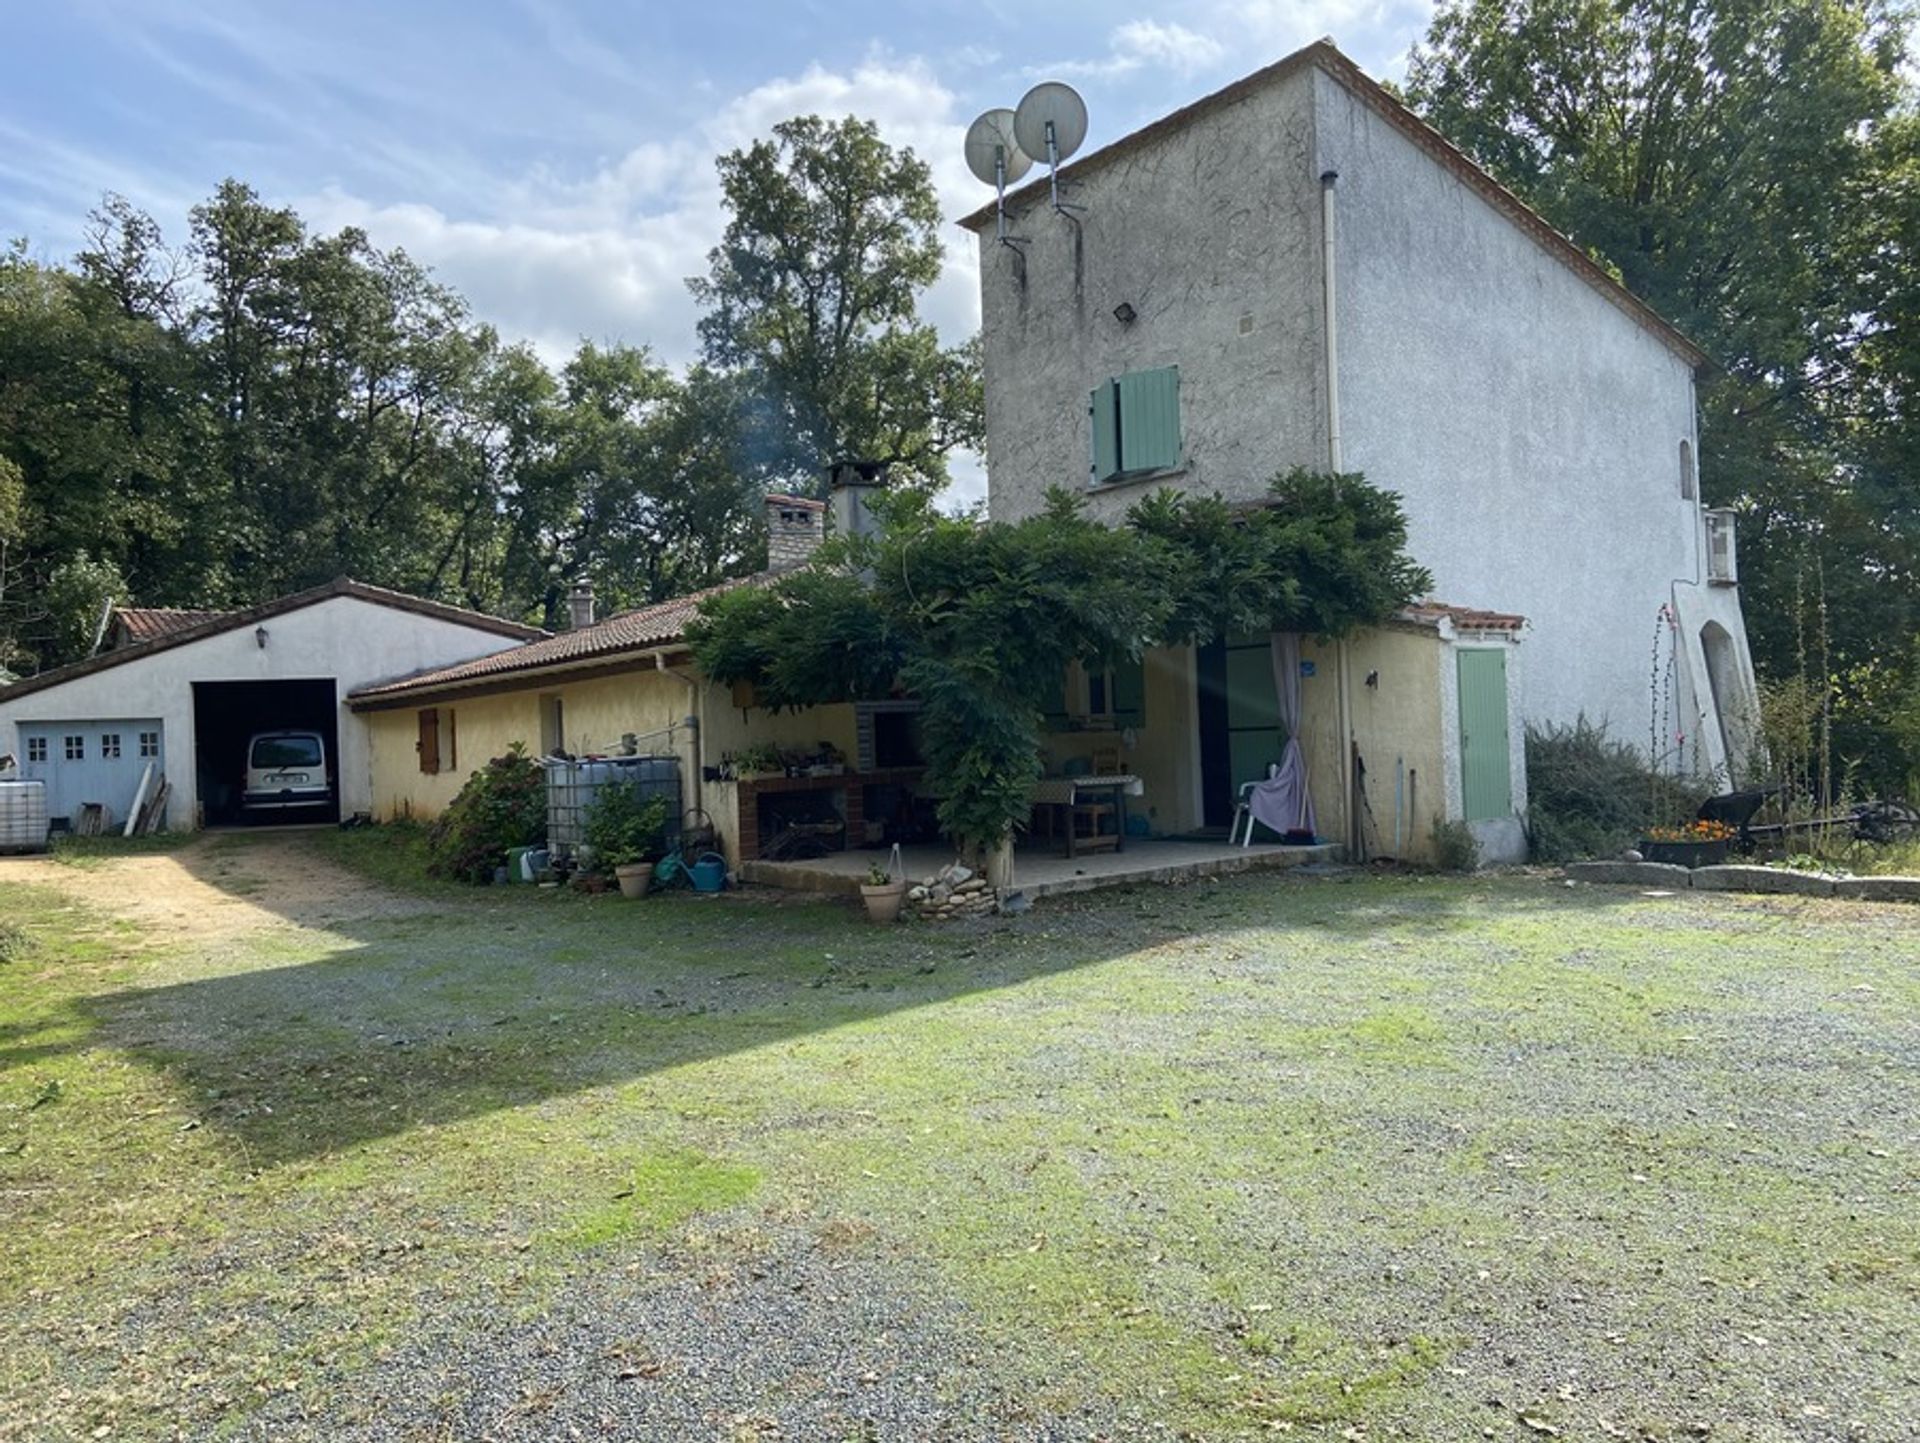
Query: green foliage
691 471 1429 851
689 116 982 494
1427 816 1481 872
1407 0 1919 791
425 744 548 883
1523 716 1703 862
582 781 669 870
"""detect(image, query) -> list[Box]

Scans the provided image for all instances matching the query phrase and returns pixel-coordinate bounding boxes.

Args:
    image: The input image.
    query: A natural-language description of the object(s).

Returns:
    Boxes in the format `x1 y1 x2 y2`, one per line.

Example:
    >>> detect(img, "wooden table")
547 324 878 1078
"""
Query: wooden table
1030 775 1142 858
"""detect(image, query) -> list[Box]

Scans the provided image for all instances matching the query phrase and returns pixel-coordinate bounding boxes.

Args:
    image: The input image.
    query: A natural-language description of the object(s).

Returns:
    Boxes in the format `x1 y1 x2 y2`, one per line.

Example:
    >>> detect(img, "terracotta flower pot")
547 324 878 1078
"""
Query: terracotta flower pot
860 879 908 923
614 862 653 899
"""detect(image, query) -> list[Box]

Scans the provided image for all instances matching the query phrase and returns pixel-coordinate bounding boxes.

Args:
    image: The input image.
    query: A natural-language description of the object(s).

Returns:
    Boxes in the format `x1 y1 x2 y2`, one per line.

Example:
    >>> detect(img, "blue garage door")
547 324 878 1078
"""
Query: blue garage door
17 721 165 829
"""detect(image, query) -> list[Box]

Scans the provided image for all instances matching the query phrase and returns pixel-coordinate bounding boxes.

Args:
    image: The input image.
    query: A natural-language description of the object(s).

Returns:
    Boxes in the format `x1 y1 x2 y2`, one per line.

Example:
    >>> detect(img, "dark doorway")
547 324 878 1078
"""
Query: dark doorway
192 679 340 826
1196 635 1288 829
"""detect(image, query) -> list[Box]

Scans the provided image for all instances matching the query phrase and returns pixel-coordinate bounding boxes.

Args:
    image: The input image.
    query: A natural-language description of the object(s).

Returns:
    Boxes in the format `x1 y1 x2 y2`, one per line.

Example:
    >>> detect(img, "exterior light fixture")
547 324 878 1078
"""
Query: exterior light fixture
1112 301 1137 324
255 626 269 649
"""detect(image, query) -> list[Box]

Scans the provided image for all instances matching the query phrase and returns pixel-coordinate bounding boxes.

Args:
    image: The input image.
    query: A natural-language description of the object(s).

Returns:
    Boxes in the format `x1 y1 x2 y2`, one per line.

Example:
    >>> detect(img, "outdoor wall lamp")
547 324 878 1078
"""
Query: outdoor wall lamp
255 626 270 649
1112 301 1136 324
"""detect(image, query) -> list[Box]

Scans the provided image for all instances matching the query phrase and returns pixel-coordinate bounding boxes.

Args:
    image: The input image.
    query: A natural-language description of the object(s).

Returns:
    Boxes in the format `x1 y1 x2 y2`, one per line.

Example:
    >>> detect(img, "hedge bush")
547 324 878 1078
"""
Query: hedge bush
426 744 547 883
1524 716 1706 862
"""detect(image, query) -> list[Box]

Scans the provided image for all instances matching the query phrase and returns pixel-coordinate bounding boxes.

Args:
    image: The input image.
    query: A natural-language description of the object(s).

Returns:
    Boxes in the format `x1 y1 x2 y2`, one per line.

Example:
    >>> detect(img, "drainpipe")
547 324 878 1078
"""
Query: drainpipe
1321 170 1342 474
1322 170 1355 853
655 653 702 821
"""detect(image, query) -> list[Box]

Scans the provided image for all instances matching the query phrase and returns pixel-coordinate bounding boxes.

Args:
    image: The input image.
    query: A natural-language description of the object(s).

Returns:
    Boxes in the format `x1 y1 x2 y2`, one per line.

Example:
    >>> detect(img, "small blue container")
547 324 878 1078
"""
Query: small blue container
688 853 727 893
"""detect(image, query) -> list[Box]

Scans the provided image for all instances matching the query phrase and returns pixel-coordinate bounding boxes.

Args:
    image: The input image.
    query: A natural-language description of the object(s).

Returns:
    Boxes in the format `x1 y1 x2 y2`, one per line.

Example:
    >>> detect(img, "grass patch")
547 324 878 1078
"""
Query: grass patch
5 839 1919 1439
542 1149 760 1252
49 830 197 868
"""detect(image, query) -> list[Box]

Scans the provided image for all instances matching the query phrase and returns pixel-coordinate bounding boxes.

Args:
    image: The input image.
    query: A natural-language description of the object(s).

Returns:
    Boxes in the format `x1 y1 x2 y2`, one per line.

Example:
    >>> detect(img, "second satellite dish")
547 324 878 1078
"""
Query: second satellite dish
1013 81 1088 165
964 108 1031 187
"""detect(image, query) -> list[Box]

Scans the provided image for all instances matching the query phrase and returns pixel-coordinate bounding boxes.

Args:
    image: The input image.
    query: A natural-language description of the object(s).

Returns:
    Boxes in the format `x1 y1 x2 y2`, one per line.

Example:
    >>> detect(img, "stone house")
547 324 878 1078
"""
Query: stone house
964 40 1760 856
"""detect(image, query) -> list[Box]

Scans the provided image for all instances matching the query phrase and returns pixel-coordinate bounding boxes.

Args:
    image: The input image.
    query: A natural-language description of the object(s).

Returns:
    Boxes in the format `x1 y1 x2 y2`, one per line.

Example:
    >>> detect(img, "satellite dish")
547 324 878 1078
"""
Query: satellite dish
964 108 1031 187
1013 81 1088 166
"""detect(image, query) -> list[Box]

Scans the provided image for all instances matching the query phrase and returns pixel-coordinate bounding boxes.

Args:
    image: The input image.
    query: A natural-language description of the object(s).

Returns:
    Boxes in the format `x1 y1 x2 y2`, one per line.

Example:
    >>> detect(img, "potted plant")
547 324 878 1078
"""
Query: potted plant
583 781 670 898
1641 817 1735 867
860 859 908 923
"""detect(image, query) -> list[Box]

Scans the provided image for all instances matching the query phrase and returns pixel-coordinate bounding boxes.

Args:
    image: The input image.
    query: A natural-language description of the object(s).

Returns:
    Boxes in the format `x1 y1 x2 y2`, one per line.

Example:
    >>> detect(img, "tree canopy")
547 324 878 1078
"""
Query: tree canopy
688 471 1432 851
0 115 981 671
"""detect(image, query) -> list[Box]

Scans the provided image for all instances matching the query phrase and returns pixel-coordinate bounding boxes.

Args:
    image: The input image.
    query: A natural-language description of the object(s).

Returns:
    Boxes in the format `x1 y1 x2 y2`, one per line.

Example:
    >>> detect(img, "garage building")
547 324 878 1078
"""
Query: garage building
0 578 542 832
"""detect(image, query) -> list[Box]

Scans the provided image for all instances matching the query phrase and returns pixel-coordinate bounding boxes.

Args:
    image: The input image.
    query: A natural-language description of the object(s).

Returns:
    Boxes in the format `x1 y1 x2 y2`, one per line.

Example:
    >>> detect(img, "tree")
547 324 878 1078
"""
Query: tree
1406 0 1919 790
689 116 983 494
689 472 1431 856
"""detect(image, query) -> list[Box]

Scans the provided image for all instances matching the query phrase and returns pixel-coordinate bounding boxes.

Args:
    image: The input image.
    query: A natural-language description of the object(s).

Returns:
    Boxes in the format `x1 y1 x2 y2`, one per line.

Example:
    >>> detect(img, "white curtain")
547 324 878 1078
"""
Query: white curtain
1248 631 1316 840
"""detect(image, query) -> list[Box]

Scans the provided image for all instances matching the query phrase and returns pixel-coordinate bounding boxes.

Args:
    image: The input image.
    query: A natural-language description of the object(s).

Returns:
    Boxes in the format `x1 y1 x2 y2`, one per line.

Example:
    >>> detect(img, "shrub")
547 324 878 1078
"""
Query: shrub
1523 716 1706 862
1428 816 1481 872
582 781 669 871
426 744 547 883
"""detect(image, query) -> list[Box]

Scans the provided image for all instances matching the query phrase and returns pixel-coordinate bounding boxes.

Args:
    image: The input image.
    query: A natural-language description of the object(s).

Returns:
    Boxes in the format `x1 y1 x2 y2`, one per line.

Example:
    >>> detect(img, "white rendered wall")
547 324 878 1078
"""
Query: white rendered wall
0 597 526 828
1313 69 1751 755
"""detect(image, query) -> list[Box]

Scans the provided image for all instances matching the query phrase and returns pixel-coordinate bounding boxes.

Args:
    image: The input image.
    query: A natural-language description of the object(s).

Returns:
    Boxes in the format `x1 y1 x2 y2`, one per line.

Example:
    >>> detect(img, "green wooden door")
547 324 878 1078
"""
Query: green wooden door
1457 650 1511 821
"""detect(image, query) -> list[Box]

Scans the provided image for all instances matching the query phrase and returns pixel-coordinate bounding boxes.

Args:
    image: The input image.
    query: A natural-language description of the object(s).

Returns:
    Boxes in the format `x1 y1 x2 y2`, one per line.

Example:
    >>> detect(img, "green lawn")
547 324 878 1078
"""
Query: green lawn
2 833 1917 1440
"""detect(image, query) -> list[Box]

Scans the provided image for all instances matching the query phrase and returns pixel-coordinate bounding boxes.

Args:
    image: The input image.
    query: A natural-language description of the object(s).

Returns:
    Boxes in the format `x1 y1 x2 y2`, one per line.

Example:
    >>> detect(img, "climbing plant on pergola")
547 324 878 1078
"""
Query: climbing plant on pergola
687 470 1432 857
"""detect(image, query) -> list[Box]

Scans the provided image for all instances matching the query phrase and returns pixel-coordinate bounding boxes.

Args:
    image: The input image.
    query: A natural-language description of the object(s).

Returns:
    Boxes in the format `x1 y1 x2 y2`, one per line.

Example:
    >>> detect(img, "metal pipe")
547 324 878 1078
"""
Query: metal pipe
1321 170 1343 472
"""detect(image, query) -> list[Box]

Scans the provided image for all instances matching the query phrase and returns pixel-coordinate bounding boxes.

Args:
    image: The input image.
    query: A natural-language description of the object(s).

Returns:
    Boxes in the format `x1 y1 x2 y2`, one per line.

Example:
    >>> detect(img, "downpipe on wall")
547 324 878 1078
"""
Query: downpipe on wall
1322 168 1356 853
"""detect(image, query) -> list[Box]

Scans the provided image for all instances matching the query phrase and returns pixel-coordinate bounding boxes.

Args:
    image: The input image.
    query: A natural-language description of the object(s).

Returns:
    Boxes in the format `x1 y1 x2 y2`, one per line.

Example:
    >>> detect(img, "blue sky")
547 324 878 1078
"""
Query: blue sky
1 0 1436 502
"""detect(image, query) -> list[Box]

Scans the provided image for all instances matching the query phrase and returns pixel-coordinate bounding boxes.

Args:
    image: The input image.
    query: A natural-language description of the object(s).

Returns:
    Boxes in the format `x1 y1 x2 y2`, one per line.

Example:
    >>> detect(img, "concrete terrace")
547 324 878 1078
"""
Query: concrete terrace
740 838 1343 900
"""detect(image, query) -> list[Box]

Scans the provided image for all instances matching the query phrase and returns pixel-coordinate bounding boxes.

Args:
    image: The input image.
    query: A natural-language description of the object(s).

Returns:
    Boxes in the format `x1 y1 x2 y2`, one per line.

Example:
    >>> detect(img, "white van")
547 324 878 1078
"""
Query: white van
242 731 332 815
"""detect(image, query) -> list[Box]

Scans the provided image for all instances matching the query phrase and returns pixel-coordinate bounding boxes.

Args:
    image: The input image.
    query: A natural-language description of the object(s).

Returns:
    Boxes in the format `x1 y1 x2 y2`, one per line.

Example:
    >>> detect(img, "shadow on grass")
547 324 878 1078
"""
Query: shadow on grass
22 832 1652 1170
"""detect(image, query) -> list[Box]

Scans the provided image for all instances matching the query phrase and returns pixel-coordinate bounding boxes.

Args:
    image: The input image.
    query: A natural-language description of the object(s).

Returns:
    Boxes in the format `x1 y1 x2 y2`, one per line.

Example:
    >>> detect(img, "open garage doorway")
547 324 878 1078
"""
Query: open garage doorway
192 679 340 826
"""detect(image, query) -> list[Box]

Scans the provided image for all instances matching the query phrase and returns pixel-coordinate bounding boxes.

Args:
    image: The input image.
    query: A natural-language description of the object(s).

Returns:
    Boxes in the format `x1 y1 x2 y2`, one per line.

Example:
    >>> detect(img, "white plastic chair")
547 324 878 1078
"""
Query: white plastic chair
1228 779 1260 848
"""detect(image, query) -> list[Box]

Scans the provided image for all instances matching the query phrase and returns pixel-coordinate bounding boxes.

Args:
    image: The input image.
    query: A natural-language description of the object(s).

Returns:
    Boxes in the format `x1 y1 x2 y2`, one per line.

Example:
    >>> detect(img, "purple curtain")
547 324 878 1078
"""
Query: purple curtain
1247 632 1316 840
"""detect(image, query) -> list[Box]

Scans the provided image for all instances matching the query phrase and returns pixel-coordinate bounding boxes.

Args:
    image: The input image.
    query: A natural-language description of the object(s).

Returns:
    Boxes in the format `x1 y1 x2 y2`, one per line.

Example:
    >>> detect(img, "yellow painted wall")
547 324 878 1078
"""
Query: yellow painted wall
364 665 695 823
1298 629 1449 863
1039 646 1198 834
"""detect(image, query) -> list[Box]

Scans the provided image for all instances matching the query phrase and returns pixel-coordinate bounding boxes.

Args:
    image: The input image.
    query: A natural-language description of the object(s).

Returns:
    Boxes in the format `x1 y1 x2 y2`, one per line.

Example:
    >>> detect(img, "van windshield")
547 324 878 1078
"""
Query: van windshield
252 736 323 769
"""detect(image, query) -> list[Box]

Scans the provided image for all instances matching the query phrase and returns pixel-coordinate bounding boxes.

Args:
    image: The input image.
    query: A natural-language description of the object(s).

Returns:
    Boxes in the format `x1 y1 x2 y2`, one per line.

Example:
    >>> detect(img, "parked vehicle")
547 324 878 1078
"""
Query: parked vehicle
241 731 332 815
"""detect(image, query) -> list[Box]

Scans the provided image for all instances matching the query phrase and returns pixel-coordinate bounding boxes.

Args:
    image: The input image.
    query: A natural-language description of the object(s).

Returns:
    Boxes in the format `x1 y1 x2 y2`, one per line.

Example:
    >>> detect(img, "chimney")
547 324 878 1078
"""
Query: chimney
765 494 827 571
828 459 887 542
567 579 596 630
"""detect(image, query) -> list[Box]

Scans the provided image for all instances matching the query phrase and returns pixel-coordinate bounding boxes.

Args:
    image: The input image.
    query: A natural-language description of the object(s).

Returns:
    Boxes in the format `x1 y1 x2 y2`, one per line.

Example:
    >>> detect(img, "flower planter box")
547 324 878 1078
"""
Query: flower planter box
1640 838 1730 868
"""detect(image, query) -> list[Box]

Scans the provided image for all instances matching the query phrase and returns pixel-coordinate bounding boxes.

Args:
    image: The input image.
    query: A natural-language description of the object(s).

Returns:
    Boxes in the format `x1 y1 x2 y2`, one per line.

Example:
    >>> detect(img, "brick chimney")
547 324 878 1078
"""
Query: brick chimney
567 579 595 630
765 494 827 571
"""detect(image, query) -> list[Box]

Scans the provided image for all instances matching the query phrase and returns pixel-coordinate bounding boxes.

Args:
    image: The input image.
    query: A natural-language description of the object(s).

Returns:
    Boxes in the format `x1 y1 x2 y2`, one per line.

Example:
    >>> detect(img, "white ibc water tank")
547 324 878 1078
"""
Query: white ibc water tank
0 780 50 853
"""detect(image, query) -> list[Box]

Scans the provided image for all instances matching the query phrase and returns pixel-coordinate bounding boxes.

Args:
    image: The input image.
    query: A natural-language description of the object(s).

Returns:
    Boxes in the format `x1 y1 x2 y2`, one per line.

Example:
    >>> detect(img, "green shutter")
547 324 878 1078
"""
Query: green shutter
1117 366 1180 474
1111 656 1146 728
1457 649 1512 821
1090 381 1119 484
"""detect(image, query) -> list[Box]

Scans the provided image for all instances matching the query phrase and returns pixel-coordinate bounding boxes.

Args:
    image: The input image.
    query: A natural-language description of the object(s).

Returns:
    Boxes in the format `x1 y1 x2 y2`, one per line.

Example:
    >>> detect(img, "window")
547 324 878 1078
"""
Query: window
1090 366 1181 484
138 732 159 758
1679 439 1697 501
539 694 565 757
26 737 46 763
1044 657 1146 731
64 735 84 761
251 735 323 769
100 733 121 760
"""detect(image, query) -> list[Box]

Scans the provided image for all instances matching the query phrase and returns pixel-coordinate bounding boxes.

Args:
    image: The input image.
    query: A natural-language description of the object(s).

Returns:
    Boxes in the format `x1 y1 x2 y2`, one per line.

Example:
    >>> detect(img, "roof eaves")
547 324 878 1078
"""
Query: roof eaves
0 578 544 703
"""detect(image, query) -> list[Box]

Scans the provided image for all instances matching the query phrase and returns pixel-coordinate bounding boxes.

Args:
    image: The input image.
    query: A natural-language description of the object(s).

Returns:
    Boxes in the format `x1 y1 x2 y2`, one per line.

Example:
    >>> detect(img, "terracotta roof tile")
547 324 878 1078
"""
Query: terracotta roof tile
1399 601 1527 633
347 573 772 704
113 607 236 644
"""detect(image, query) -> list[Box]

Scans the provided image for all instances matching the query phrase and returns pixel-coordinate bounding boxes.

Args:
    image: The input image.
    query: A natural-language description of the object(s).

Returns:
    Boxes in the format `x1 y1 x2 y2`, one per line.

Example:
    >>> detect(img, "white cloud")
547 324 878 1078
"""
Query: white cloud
1112 19 1228 76
300 51 984 371
1044 17 1228 80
